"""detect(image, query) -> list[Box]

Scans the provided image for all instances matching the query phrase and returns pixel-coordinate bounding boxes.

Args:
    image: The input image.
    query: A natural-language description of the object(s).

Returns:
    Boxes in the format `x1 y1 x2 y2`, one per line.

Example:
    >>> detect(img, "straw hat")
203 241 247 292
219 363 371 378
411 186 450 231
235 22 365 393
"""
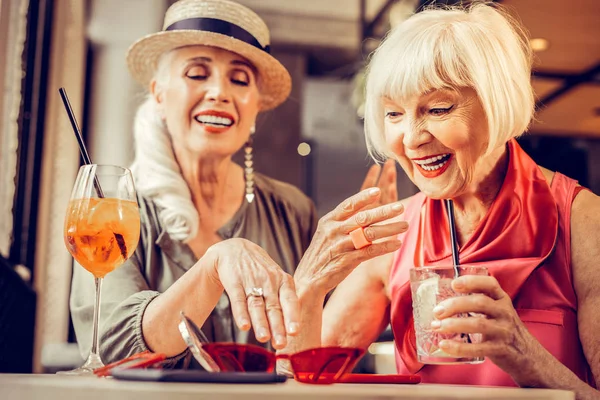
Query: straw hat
126 0 291 110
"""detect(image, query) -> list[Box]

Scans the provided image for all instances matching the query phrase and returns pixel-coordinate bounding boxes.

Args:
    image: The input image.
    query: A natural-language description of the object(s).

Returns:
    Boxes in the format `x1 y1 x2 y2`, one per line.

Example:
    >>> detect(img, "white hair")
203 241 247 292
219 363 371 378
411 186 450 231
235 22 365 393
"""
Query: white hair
363 1 534 160
130 52 198 242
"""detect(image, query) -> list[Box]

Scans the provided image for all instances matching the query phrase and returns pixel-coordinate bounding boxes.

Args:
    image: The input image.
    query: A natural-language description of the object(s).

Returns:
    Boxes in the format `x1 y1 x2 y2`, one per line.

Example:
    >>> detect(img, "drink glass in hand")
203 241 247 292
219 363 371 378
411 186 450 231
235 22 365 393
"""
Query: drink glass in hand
60 164 140 375
410 265 488 364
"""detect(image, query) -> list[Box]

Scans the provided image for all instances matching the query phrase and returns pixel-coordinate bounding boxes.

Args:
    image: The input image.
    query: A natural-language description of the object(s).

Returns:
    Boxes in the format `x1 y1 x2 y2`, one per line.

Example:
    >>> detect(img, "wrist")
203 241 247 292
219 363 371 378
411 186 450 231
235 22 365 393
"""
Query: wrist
196 246 223 290
294 273 326 302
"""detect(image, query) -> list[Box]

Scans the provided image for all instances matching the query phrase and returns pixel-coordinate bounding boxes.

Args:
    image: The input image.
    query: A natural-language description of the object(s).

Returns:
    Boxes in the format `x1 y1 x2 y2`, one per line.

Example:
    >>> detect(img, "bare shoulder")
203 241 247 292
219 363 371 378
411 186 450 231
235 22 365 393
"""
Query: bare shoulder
570 188 600 385
571 189 600 295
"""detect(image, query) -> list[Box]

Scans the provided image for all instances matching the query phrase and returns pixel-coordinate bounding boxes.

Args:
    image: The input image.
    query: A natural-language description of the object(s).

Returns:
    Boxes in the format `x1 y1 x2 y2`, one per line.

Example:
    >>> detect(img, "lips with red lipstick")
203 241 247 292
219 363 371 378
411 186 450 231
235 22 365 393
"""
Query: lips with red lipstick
194 110 235 134
412 153 453 178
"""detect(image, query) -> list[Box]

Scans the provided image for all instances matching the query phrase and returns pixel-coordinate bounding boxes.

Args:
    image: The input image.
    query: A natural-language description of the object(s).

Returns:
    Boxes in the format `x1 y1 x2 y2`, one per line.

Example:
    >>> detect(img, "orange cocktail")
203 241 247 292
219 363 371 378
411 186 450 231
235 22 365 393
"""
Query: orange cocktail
59 164 139 376
64 197 140 278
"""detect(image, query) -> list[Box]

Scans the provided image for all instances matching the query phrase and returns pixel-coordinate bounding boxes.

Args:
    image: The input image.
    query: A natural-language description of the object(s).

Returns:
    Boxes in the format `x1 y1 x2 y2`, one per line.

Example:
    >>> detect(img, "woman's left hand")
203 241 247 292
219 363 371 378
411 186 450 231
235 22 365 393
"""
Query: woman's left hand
431 275 537 373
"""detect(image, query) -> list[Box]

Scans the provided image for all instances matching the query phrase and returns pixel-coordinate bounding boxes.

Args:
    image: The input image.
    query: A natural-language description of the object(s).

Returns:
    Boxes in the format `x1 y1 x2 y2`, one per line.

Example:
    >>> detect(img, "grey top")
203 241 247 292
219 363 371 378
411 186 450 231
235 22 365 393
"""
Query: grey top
70 173 317 368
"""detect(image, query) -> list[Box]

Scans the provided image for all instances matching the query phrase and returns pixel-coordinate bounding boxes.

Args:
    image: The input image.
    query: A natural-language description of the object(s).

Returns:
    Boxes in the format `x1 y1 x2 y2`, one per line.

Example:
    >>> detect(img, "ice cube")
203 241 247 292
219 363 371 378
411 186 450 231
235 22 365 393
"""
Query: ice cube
415 276 439 327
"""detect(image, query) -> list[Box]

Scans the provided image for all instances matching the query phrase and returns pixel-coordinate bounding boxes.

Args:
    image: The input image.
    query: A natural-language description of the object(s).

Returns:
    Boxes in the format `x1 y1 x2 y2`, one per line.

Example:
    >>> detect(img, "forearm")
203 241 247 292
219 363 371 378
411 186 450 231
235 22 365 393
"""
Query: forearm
510 338 599 400
282 283 326 353
276 279 326 374
142 256 224 357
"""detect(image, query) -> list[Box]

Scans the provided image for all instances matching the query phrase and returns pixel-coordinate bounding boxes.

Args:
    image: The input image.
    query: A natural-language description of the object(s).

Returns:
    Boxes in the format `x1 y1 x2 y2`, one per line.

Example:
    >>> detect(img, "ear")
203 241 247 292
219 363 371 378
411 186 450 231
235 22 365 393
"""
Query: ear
150 80 166 120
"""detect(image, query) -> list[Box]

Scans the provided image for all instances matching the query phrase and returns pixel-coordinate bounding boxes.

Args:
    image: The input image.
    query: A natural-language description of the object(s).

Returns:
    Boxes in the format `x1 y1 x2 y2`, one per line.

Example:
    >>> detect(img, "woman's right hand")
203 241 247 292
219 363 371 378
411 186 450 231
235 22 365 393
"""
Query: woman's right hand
295 187 407 297
204 238 299 350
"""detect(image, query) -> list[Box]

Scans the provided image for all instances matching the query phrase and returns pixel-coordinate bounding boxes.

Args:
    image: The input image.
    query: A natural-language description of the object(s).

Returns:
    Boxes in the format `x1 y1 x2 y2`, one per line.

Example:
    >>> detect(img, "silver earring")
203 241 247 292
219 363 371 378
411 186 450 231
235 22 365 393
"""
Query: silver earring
244 127 256 203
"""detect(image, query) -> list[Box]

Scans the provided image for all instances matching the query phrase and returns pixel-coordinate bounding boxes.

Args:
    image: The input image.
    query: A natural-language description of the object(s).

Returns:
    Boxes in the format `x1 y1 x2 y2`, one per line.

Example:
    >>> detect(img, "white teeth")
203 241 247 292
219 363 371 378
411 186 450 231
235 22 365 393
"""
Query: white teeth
414 154 449 165
195 115 233 126
413 153 451 171
421 161 448 171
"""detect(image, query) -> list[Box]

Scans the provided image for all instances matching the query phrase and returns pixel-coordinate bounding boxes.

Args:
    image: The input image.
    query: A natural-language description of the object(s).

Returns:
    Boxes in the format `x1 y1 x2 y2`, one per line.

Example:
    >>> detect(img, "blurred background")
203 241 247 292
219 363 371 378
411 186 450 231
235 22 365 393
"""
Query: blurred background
0 0 598 374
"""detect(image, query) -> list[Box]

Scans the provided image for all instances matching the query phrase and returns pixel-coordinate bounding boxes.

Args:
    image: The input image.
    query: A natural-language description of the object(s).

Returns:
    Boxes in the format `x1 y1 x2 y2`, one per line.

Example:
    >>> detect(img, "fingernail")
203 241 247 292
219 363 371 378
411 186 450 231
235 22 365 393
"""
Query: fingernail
258 328 269 339
288 322 299 334
439 340 449 348
275 335 286 346
369 188 380 196
240 319 250 329
453 279 464 289
392 203 403 211
433 305 445 316
430 320 441 329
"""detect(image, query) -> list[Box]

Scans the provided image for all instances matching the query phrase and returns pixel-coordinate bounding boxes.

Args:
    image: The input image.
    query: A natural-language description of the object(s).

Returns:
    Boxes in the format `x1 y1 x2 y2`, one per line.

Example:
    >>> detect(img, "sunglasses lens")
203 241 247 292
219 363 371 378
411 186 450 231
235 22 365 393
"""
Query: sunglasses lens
203 344 275 372
289 348 364 384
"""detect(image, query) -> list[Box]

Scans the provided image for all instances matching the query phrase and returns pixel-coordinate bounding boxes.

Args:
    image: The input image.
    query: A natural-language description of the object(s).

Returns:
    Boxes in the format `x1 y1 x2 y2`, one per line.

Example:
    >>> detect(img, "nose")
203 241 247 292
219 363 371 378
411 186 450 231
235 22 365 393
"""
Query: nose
402 117 432 151
205 75 231 104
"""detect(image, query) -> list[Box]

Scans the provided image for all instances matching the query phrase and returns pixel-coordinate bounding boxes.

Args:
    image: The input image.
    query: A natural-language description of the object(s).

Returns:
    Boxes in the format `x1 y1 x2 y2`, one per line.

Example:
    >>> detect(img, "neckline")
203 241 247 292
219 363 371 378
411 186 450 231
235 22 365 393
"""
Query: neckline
155 173 262 270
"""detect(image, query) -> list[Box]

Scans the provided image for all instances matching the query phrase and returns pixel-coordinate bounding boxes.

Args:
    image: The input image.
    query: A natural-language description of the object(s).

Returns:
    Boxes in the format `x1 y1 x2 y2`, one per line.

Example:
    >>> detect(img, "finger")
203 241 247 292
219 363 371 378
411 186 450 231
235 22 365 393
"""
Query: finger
452 275 505 301
279 277 300 336
228 284 252 331
339 221 408 250
431 315 507 340
346 201 405 230
437 340 489 359
434 293 504 320
349 238 403 263
332 188 381 221
263 290 287 349
360 164 381 192
246 293 271 343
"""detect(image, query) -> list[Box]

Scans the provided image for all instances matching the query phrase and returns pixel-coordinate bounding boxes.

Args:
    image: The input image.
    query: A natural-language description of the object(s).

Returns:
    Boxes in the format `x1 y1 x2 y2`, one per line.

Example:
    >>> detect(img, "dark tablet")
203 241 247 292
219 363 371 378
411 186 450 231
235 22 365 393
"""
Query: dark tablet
111 369 288 384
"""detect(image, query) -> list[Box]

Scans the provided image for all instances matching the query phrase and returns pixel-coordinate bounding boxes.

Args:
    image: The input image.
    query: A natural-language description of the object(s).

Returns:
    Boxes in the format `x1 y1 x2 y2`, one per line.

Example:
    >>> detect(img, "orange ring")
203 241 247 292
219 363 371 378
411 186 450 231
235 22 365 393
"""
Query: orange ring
349 227 372 249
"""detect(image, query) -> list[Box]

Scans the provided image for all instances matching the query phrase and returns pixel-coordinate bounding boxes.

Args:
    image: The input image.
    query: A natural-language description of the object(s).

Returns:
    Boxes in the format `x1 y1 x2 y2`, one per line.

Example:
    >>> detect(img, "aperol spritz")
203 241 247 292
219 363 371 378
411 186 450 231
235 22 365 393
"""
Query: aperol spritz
61 164 140 375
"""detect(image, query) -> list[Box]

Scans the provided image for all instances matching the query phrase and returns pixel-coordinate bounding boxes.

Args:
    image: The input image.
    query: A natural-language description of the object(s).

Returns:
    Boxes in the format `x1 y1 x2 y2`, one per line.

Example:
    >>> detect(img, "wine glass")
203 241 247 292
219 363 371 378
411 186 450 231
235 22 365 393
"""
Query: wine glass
60 164 140 375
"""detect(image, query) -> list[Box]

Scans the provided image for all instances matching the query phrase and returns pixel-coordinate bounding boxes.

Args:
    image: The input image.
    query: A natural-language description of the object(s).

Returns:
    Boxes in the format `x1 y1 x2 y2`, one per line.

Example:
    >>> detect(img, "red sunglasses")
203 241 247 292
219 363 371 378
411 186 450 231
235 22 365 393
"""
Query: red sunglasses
95 313 365 384
178 311 364 384
200 342 364 384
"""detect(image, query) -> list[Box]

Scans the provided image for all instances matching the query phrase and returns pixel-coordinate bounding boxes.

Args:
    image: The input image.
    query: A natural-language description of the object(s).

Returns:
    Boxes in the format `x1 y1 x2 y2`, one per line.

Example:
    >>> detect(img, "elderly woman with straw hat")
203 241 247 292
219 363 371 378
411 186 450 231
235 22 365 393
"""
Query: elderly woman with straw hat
282 2 600 397
70 0 404 368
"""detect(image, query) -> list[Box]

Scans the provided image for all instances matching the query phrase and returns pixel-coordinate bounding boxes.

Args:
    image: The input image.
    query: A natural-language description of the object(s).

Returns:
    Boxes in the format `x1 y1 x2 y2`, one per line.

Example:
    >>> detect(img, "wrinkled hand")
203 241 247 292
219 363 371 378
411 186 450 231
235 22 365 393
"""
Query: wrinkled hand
431 275 536 373
360 159 398 208
206 238 299 350
295 187 407 296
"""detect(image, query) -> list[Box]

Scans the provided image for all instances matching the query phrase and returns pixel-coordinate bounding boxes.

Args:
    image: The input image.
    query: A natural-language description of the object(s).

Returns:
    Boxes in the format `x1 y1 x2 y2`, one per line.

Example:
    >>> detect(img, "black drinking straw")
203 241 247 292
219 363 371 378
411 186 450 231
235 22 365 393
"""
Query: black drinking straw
58 87 105 198
445 198 472 343
59 87 127 259
444 199 460 277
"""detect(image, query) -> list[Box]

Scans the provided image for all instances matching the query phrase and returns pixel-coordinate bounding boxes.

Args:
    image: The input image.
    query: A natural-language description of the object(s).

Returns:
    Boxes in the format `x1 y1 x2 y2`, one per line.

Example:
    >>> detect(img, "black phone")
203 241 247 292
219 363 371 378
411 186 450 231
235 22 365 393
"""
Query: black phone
111 369 288 384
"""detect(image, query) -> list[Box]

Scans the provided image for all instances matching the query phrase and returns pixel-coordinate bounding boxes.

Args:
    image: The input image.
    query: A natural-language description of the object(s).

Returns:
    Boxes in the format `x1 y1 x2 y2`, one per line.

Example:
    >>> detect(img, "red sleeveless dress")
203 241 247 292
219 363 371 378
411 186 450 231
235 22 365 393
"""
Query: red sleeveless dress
389 139 595 386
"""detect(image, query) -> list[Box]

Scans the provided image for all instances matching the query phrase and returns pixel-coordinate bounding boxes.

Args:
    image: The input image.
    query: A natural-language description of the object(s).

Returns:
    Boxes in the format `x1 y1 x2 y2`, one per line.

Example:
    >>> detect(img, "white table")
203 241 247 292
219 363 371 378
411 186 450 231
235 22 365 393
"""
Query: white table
0 374 574 400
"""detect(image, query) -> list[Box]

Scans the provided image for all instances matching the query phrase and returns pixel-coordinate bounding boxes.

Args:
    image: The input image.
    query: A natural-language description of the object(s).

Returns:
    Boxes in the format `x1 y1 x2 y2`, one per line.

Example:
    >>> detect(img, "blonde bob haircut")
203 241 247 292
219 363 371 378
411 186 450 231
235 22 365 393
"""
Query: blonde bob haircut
364 1 534 160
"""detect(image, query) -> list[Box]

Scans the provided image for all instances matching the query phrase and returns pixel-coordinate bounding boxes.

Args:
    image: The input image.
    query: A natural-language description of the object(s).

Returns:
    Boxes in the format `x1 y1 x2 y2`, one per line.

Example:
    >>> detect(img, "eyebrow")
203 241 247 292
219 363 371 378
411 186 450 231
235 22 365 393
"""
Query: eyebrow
422 88 458 101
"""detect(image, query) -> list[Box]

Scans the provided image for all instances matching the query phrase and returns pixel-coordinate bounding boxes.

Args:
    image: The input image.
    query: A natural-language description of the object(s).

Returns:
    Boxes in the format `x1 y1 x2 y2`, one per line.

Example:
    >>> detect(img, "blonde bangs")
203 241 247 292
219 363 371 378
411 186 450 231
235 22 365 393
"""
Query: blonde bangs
380 30 471 105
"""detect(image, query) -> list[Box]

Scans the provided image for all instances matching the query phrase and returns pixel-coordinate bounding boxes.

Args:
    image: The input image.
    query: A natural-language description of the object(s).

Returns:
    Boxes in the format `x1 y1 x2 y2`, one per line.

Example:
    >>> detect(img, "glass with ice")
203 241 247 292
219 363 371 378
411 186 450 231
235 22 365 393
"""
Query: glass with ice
409 265 488 364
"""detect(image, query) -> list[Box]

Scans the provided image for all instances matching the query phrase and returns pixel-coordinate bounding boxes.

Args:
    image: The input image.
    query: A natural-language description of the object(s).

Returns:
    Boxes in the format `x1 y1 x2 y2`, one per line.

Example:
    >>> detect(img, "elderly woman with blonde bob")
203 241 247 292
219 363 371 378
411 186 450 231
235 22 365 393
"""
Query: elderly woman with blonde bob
70 0 405 369
285 2 600 397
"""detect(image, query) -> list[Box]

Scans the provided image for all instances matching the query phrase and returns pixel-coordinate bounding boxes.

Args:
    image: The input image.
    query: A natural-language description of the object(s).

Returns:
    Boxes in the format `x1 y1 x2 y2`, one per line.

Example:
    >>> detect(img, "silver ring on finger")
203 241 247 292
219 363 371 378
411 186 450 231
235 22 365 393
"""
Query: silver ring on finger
245 287 264 300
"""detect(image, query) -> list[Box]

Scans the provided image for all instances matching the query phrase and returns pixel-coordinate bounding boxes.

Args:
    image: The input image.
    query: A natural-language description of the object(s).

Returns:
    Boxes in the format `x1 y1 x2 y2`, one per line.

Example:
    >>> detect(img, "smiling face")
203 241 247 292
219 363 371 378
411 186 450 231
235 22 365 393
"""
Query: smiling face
152 45 261 160
383 88 492 199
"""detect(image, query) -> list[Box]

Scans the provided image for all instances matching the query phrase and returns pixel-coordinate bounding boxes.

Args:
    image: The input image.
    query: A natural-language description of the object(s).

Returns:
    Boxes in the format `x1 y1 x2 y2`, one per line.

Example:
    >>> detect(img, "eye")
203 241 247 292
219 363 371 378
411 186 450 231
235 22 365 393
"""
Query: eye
186 65 208 80
385 111 403 119
231 70 250 86
429 105 454 116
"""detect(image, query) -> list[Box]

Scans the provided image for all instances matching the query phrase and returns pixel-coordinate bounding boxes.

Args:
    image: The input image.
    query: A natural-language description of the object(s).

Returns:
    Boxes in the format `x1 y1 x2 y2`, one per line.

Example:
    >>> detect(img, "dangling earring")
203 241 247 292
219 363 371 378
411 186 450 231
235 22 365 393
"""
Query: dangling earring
244 126 256 203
